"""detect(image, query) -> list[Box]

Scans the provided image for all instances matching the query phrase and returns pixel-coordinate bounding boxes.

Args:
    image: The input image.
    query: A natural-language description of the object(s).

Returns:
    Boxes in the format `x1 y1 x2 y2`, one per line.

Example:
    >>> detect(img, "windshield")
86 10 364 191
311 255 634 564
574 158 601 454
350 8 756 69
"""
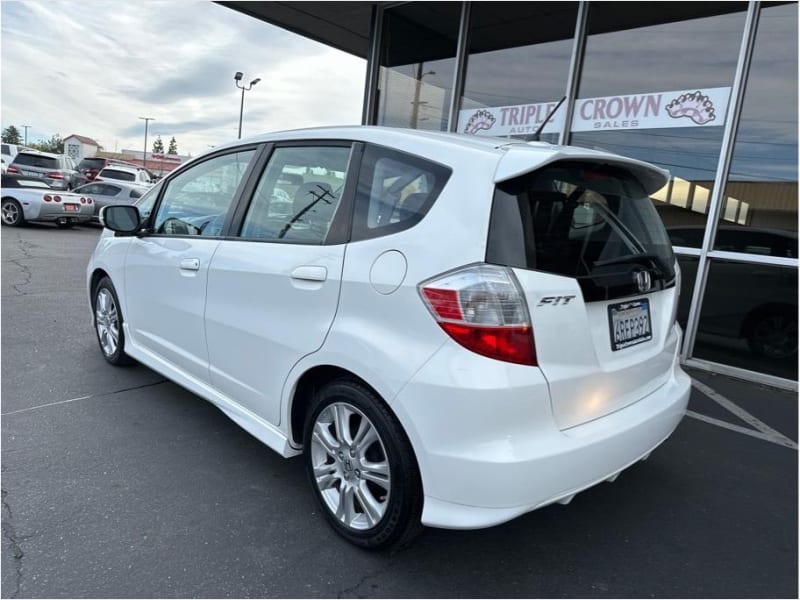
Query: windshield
487 160 676 301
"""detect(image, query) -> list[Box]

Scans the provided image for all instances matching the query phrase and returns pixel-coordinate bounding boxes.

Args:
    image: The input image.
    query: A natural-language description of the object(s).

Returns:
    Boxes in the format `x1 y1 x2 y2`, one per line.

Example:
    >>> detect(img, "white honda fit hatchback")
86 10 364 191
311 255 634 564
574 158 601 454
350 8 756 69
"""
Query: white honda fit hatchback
88 127 690 549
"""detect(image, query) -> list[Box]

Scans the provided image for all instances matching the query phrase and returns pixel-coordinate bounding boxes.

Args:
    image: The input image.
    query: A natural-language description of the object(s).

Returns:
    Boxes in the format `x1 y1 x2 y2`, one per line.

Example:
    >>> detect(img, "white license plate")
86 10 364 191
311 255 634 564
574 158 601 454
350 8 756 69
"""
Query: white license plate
22 170 43 178
608 299 652 351
63 204 80 212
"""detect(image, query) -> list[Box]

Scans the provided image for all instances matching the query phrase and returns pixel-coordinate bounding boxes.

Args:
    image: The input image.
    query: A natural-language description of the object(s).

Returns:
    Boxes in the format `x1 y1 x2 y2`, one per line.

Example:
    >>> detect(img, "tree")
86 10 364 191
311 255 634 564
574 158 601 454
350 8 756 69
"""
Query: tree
167 136 178 155
2 126 22 144
29 133 63 154
152 136 164 154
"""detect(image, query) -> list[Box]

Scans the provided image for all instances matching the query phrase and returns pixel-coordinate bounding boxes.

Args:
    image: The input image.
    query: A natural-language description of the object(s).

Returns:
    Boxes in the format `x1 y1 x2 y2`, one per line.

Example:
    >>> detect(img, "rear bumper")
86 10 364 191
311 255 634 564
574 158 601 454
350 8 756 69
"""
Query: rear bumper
392 329 690 530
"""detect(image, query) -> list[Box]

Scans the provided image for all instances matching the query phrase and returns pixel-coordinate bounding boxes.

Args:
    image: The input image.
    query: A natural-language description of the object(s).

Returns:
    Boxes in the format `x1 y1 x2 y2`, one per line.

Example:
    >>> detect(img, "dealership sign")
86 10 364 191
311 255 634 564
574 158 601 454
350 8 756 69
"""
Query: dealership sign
458 87 731 136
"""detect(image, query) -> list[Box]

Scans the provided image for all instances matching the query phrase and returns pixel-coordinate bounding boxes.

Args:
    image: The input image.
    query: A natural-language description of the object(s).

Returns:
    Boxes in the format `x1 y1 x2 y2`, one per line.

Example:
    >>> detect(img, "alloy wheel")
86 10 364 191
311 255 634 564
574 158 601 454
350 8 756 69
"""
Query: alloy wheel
95 288 120 358
309 402 391 531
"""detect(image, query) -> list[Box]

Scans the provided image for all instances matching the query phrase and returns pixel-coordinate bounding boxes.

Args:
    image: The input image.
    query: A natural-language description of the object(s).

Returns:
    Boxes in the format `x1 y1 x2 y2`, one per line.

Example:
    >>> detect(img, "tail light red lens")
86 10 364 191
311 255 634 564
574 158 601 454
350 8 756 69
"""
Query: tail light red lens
420 264 537 366
43 194 52 202
87 197 93 204
53 195 62 203
80 197 86 204
47 172 64 179
7 165 19 174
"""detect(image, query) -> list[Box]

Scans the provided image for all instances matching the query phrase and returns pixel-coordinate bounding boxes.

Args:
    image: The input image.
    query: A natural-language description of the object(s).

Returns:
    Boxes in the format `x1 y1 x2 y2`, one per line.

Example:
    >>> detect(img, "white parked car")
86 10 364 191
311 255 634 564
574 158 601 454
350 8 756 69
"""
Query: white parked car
87 127 690 549
2 174 94 227
96 164 153 187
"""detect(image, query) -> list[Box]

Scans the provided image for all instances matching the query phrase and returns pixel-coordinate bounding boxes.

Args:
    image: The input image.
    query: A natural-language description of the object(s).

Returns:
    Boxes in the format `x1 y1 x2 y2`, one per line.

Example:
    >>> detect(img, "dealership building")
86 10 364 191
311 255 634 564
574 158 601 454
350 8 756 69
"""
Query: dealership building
224 1 798 389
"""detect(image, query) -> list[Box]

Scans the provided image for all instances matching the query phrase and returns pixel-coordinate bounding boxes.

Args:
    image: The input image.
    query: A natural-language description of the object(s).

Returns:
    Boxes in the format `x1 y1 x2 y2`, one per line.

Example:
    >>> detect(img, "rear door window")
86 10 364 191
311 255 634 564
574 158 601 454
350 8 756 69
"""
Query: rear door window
486 160 676 301
102 169 136 182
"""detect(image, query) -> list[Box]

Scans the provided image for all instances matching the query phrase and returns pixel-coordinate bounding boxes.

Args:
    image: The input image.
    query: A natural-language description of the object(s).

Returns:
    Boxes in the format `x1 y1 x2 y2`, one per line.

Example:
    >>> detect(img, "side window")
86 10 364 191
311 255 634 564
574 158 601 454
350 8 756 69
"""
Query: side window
129 188 143 199
103 185 122 196
80 183 103 195
240 145 351 244
352 144 451 241
153 150 255 237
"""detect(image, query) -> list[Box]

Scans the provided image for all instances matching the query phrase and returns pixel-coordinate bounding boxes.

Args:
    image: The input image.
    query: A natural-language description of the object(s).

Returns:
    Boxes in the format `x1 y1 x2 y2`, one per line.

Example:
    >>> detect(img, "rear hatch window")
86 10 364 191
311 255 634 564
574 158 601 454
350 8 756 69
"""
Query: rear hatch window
78 158 106 171
13 153 59 170
487 160 676 301
102 169 135 182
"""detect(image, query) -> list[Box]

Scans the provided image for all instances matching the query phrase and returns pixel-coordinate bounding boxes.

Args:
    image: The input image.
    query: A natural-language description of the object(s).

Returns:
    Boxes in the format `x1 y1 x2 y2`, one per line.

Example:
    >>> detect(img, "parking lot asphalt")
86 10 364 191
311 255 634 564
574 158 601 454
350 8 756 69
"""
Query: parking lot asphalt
1 224 797 599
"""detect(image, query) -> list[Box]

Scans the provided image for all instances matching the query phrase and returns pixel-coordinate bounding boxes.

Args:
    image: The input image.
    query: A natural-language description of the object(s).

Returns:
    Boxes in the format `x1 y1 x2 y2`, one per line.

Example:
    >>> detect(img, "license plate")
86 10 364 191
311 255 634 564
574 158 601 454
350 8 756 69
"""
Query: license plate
63 204 80 212
22 170 43 178
608 299 652 351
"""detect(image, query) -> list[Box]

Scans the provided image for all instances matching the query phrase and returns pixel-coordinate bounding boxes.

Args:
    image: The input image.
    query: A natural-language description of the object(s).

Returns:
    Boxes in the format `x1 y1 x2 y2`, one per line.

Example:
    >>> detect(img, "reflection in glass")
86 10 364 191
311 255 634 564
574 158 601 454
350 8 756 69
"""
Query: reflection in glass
458 2 578 143
571 4 747 247
692 260 797 380
376 4 461 131
714 3 798 256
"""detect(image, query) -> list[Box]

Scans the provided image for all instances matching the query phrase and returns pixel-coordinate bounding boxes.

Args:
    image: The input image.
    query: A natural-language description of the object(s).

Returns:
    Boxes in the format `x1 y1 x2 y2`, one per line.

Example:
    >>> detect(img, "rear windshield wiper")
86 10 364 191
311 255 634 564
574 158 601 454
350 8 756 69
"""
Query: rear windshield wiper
594 253 671 277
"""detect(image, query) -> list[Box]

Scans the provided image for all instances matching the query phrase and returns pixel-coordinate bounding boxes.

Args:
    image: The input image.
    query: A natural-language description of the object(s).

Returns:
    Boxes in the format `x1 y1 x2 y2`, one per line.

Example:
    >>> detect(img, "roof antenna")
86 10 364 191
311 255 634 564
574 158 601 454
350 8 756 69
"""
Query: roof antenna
532 96 566 142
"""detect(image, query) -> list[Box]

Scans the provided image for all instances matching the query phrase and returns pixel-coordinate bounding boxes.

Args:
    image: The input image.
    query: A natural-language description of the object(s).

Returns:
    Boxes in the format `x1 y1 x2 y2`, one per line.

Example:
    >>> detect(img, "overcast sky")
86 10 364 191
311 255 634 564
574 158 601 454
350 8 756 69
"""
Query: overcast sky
0 0 366 157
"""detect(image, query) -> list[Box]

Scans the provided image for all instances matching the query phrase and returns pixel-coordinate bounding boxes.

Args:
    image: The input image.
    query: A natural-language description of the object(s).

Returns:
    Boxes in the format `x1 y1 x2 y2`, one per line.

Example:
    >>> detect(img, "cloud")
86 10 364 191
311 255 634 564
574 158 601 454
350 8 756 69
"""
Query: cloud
1 0 366 155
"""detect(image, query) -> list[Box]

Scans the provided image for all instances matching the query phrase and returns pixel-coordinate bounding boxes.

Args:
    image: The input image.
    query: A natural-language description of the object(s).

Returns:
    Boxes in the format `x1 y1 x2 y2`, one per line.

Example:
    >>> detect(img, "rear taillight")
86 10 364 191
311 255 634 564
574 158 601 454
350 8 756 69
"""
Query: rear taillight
47 172 64 179
80 197 86 204
53 195 62 203
43 194 52 202
420 264 537 366
86 197 93 204
7 165 19 174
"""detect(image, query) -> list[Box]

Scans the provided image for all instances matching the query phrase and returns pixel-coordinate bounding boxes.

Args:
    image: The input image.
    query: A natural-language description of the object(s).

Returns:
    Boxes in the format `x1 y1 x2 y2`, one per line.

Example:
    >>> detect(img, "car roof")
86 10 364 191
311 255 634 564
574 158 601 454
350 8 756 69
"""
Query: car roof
99 165 141 173
15 149 60 158
200 125 669 194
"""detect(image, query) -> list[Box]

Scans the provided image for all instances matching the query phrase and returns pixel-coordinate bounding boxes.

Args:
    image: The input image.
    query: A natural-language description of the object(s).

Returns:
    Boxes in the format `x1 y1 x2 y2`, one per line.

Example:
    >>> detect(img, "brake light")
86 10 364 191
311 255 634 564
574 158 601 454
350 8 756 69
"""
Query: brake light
86 197 93 204
420 264 537 366
43 194 52 202
53 195 62 203
47 172 64 179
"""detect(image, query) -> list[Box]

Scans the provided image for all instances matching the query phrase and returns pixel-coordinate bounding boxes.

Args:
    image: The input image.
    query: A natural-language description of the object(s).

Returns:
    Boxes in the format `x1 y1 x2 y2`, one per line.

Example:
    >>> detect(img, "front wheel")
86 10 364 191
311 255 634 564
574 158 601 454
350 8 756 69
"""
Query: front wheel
1 198 25 227
303 379 423 550
93 277 135 366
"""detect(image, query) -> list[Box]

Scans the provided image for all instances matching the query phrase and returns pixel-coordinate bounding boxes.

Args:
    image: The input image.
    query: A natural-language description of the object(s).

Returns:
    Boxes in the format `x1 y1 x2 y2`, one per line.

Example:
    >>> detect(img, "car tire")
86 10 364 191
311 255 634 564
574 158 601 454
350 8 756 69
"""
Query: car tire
303 378 423 550
1 198 25 227
746 308 798 360
92 276 135 366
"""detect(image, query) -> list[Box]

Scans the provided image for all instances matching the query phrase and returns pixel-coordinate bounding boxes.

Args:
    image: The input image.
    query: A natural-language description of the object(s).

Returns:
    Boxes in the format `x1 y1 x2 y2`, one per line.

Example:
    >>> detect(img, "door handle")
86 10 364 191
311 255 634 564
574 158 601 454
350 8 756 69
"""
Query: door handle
291 266 327 282
180 258 200 271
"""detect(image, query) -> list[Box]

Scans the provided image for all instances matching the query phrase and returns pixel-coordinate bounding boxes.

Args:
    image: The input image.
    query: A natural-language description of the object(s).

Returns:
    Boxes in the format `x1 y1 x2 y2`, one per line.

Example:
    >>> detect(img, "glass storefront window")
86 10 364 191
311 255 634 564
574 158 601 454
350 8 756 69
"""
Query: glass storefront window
692 260 797 380
457 2 578 143
570 3 748 248
376 3 462 131
714 3 798 257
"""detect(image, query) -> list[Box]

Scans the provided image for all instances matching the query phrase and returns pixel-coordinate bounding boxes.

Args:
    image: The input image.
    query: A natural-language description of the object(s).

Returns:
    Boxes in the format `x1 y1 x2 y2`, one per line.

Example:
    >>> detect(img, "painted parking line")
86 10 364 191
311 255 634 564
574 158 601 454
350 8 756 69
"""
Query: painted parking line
688 378 798 451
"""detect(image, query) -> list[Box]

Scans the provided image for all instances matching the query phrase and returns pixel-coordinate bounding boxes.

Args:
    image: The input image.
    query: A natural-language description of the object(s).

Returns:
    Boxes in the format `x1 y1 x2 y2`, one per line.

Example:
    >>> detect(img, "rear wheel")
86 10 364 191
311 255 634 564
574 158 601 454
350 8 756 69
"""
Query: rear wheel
93 277 135 366
1 198 24 227
303 378 423 550
746 309 797 359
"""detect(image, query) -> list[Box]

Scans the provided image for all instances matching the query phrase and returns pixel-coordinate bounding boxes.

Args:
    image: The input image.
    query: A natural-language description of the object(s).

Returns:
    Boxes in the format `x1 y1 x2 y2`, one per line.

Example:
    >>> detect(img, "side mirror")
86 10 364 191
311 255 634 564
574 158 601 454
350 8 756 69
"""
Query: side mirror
100 205 141 233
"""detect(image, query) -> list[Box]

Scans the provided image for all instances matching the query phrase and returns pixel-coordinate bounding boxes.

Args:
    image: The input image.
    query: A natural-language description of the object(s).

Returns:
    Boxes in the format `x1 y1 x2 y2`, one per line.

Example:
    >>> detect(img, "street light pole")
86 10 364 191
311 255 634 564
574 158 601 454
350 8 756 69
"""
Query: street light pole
234 72 261 139
410 64 435 129
21 125 31 146
139 116 155 170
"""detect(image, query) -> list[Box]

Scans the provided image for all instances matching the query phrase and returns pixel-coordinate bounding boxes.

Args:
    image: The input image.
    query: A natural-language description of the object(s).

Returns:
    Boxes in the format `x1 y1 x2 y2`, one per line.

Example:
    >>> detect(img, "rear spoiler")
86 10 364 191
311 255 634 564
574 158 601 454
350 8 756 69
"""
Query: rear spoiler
494 144 670 195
